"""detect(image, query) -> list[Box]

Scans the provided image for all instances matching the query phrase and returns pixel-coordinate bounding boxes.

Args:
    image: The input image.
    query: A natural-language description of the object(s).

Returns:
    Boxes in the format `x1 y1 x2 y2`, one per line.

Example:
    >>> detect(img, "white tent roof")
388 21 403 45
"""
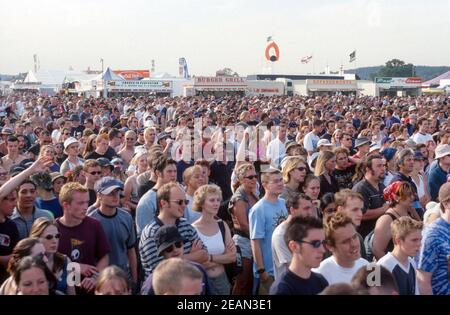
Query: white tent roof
150 72 174 79
98 67 124 81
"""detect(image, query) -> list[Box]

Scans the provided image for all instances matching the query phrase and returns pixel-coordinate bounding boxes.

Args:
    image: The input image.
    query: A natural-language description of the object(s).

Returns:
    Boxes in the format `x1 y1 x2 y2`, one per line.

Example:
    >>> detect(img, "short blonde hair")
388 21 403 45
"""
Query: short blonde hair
391 217 423 242
152 258 202 295
59 182 88 205
192 184 222 212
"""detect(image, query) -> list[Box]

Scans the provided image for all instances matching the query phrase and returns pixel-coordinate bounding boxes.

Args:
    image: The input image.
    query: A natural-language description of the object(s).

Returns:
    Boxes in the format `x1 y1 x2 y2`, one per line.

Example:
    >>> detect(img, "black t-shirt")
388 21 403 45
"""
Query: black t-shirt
84 150 115 161
270 270 329 295
0 218 20 283
352 179 386 238
333 165 356 190
318 174 339 199
88 189 97 207
209 161 235 201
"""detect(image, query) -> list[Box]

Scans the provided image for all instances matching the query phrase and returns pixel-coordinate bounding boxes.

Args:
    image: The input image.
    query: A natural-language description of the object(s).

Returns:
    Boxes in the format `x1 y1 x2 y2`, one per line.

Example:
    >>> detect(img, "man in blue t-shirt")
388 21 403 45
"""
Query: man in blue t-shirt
249 168 288 295
270 216 328 295
417 182 450 295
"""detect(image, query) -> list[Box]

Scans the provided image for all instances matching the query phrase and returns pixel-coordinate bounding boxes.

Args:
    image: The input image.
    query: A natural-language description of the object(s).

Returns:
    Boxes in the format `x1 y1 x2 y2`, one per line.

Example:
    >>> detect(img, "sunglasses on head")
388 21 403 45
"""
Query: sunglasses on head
170 199 189 206
163 241 183 254
299 239 327 249
44 233 60 240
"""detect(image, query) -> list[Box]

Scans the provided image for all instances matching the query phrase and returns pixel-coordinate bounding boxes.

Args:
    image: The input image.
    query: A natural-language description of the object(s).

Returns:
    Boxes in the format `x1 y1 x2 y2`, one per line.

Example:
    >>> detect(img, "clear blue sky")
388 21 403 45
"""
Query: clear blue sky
0 0 449 75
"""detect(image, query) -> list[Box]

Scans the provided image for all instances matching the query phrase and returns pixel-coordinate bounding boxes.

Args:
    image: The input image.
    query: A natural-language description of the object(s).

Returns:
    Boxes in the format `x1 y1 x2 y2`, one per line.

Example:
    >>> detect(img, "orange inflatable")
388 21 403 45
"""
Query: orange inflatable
265 41 280 62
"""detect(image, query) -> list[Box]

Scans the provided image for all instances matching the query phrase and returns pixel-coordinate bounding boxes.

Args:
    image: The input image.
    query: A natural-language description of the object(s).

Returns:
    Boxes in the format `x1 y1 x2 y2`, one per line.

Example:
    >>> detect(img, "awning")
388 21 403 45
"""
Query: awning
195 87 246 91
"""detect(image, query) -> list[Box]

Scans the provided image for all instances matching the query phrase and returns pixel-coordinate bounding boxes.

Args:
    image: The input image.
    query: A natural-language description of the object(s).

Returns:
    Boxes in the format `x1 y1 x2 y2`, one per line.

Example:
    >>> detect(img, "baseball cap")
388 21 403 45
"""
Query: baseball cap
369 144 381 153
69 114 80 122
94 176 124 194
380 148 397 162
1 127 14 135
317 139 333 147
96 157 114 170
408 106 417 112
355 137 371 148
157 132 171 142
381 136 395 146
435 144 450 159
64 137 79 150
413 151 426 160
155 225 186 256
50 172 66 183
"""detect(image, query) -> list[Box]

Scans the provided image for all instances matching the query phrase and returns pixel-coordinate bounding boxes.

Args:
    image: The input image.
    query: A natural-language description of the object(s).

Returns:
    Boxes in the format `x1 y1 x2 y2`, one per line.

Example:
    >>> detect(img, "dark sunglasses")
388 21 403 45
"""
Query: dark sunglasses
163 241 183 254
297 167 307 172
89 171 102 175
299 239 327 249
244 175 258 180
170 199 189 206
44 233 60 240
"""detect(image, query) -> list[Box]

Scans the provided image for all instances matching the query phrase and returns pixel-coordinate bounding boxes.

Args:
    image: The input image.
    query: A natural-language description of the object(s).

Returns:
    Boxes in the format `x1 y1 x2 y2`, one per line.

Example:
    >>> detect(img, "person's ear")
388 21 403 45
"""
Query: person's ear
288 240 299 253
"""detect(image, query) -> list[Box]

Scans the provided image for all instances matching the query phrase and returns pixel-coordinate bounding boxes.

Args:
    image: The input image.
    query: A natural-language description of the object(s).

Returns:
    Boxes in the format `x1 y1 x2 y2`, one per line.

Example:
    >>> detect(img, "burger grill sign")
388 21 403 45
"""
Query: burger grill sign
375 77 422 87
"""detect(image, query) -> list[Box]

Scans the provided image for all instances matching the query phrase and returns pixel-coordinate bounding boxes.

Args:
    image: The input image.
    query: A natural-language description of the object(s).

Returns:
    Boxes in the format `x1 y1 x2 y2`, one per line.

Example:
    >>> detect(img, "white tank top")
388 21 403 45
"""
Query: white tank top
195 228 225 255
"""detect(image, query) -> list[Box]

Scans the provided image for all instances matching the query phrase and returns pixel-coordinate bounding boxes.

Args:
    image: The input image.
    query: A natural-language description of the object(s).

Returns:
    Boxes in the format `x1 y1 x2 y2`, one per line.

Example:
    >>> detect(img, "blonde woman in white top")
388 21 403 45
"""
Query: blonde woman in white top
192 184 236 295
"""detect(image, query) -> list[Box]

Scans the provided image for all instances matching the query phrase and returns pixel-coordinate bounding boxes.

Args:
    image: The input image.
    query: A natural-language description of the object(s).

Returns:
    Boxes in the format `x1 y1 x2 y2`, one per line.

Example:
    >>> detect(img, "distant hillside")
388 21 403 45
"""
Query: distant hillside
346 66 450 81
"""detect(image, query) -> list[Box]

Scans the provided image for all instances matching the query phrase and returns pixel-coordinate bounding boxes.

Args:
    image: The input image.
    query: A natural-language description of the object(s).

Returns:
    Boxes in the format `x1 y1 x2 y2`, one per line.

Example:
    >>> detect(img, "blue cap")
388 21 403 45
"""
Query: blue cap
94 176 124 194
380 148 397 162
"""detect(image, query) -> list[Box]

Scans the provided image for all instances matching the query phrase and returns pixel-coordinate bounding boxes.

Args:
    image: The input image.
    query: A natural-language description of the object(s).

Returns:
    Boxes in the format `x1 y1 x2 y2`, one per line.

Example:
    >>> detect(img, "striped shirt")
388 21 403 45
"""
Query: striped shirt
138 217 205 278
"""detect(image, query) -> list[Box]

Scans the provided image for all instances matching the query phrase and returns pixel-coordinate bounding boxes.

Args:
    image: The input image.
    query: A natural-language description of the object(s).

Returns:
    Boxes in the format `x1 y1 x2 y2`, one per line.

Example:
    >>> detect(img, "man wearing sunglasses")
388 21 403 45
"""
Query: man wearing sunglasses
140 225 214 295
82 160 103 207
88 177 138 288
270 216 328 295
313 212 368 285
139 182 208 279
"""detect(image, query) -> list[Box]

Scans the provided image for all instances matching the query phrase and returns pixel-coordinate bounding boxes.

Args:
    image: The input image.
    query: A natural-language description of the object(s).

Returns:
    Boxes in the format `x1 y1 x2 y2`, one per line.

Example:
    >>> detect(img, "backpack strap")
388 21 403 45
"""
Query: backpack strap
217 220 226 245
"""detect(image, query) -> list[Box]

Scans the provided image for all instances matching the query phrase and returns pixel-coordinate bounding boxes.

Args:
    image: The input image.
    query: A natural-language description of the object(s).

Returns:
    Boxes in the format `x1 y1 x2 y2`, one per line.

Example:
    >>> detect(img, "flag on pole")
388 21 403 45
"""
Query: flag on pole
301 55 313 64
267 36 273 42
349 50 356 62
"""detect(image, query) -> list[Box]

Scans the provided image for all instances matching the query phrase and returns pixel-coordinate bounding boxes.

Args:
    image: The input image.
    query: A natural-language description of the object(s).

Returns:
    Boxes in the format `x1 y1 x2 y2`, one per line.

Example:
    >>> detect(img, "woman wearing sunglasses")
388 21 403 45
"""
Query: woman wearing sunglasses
228 163 259 295
30 217 75 295
192 184 237 295
281 156 308 201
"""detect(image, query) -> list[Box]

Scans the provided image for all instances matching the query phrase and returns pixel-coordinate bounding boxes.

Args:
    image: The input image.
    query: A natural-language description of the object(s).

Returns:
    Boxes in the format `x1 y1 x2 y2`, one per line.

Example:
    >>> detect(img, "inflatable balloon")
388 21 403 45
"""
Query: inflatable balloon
265 41 280 62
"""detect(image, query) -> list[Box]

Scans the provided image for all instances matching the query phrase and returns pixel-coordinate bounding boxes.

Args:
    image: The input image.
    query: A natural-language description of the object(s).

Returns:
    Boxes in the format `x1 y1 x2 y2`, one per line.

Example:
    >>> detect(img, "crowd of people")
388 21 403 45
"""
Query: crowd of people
0 91 449 295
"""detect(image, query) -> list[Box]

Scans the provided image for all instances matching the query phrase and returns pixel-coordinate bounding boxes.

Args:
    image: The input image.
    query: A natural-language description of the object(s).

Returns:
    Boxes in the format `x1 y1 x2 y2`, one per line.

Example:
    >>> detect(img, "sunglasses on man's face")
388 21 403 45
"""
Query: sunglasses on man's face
170 199 189 206
163 241 183 254
299 239 327 249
